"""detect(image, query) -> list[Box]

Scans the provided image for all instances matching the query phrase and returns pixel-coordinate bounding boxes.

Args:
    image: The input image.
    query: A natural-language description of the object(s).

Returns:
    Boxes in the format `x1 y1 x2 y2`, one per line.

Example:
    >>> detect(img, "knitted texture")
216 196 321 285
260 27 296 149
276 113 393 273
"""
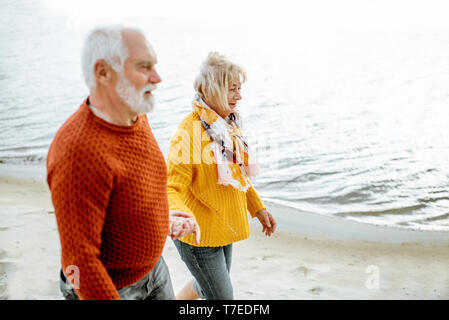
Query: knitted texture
167 111 266 247
47 99 169 300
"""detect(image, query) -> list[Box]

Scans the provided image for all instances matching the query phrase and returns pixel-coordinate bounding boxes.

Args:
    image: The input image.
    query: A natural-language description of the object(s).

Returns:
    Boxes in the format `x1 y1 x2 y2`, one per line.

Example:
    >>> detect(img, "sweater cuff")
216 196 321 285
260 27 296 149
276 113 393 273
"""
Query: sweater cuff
247 187 266 218
167 196 196 220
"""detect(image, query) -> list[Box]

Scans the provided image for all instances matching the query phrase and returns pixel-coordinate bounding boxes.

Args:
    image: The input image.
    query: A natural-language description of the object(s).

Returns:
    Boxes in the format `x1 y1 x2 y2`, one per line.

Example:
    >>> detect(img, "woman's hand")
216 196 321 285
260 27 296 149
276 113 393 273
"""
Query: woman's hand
255 209 277 237
169 211 201 244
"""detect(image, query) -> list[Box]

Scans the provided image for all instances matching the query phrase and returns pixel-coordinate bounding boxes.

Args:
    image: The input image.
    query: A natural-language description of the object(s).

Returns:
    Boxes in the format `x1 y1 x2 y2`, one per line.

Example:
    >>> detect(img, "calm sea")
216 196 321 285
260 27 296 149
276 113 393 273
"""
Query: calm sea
2 0 449 231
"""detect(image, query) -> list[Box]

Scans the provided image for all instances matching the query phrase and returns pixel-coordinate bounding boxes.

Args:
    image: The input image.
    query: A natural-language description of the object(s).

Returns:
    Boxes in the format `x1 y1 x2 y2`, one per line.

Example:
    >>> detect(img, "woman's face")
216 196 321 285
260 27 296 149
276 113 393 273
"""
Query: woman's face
227 80 242 110
204 80 242 118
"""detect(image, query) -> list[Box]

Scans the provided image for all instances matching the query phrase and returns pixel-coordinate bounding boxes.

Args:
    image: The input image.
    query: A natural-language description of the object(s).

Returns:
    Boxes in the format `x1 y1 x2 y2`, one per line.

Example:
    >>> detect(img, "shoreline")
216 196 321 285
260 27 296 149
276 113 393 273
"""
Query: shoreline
0 162 448 243
0 165 448 299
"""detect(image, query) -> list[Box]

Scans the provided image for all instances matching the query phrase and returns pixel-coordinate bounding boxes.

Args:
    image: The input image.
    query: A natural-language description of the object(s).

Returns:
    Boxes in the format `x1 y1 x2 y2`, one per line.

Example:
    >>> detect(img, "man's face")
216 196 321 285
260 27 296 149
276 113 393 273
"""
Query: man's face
116 31 162 114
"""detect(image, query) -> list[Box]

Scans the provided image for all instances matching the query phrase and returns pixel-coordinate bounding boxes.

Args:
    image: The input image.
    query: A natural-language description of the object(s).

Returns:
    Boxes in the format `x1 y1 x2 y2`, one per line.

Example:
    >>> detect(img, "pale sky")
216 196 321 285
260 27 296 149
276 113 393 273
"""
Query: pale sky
43 0 449 32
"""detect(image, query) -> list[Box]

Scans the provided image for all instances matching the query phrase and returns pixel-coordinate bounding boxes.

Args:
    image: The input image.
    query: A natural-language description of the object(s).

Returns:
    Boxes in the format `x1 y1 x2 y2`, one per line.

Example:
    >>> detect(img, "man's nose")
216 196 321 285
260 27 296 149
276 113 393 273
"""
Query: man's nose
149 70 162 84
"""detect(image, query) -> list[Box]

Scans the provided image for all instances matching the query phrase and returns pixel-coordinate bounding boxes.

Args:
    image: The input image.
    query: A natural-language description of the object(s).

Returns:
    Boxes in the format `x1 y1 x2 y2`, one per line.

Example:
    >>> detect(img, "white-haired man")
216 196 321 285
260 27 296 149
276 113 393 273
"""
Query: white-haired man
46 26 200 300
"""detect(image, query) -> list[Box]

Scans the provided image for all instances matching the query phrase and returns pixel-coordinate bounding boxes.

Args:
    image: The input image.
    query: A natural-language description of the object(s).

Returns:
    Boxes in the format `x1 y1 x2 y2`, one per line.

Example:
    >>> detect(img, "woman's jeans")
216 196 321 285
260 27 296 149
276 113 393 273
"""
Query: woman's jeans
173 240 233 300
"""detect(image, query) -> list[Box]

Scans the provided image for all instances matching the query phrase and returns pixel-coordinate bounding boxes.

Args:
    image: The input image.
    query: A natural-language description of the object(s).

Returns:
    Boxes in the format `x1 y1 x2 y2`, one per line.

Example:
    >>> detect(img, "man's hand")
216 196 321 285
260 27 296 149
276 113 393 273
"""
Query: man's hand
169 211 201 244
255 208 277 237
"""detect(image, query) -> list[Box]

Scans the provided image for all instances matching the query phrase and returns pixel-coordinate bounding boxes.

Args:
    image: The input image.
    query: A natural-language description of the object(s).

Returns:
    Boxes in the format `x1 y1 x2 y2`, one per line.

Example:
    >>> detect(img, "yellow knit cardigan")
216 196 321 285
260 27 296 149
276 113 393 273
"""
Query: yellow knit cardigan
167 111 266 247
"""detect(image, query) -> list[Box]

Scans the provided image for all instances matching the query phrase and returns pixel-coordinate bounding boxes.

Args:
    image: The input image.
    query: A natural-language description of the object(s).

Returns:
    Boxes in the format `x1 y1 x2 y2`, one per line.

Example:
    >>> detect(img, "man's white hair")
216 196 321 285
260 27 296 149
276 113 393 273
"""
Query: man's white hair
81 25 140 89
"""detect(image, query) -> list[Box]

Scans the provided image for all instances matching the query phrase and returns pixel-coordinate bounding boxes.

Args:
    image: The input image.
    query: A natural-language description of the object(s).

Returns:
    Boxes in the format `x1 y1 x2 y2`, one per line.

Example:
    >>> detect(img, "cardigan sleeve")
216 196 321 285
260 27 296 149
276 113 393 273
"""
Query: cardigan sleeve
246 181 266 218
166 123 196 219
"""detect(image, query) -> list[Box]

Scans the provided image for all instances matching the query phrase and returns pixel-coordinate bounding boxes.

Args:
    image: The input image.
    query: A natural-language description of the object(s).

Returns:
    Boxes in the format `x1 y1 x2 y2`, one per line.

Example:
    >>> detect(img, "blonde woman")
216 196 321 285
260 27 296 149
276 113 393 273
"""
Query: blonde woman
167 52 276 300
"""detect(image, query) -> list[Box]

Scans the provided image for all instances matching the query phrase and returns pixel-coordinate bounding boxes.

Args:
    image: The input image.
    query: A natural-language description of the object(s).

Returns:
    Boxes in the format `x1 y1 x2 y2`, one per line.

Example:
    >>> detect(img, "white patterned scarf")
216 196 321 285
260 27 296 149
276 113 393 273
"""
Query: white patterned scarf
192 95 259 192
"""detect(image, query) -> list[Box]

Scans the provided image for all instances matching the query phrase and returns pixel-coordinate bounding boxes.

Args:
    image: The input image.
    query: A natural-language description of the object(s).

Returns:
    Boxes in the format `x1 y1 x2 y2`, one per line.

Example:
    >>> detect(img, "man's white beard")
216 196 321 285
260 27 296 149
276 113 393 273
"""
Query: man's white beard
116 75 156 114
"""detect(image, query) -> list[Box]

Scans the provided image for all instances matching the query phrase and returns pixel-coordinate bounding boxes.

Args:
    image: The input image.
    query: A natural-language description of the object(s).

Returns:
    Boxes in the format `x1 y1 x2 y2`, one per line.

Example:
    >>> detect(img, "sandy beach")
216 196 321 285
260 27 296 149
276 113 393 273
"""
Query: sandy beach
0 164 448 300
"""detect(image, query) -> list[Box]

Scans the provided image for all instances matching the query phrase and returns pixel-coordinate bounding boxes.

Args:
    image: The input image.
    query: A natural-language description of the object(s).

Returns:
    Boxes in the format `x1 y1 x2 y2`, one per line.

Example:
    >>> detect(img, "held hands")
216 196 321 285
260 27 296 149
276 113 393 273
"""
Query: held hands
255 208 277 237
168 210 201 244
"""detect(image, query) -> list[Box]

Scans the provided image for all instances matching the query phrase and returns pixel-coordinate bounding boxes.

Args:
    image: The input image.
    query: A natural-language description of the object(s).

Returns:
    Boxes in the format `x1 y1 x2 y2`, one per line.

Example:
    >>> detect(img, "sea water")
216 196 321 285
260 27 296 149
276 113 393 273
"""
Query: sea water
1 0 449 231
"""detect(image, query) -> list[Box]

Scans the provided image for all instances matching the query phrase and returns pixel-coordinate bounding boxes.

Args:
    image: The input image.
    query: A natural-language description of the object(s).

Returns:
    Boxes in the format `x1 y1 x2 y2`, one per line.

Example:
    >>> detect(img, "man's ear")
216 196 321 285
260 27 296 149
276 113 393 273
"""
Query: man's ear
94 60 114 85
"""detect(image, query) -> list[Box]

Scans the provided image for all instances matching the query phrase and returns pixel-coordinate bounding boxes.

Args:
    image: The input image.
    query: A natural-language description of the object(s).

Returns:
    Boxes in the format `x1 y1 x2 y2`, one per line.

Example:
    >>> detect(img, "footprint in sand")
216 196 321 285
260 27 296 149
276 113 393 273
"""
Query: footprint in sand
293 265 319 279
308 287 323 295
0 249 6 260
261 254 280 261
0 251 15 300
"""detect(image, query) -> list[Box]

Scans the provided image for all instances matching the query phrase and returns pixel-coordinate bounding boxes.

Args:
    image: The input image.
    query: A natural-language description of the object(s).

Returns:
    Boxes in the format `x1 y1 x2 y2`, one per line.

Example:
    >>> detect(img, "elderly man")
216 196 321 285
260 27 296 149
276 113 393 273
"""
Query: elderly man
46 26 200 300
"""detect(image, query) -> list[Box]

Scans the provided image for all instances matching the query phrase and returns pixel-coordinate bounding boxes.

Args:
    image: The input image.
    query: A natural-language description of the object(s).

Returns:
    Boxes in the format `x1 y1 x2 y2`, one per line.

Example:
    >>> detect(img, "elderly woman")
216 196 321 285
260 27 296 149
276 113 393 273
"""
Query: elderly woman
167 52 277 300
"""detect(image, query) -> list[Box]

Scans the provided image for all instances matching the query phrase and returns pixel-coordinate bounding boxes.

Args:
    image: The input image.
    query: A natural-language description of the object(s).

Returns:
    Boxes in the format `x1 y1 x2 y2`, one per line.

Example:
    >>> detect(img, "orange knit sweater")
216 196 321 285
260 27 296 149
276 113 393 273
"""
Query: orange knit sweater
46 99 169 300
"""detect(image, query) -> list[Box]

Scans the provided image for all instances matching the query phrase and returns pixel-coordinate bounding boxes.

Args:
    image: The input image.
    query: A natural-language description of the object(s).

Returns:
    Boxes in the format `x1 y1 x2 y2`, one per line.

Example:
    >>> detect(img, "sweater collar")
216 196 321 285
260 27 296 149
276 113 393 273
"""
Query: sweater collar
82 97 145 133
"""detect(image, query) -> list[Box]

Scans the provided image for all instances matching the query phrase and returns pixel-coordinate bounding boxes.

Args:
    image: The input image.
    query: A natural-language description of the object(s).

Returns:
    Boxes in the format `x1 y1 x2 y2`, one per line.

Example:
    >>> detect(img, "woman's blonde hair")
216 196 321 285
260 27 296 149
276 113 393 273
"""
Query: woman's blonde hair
194 52 247 114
